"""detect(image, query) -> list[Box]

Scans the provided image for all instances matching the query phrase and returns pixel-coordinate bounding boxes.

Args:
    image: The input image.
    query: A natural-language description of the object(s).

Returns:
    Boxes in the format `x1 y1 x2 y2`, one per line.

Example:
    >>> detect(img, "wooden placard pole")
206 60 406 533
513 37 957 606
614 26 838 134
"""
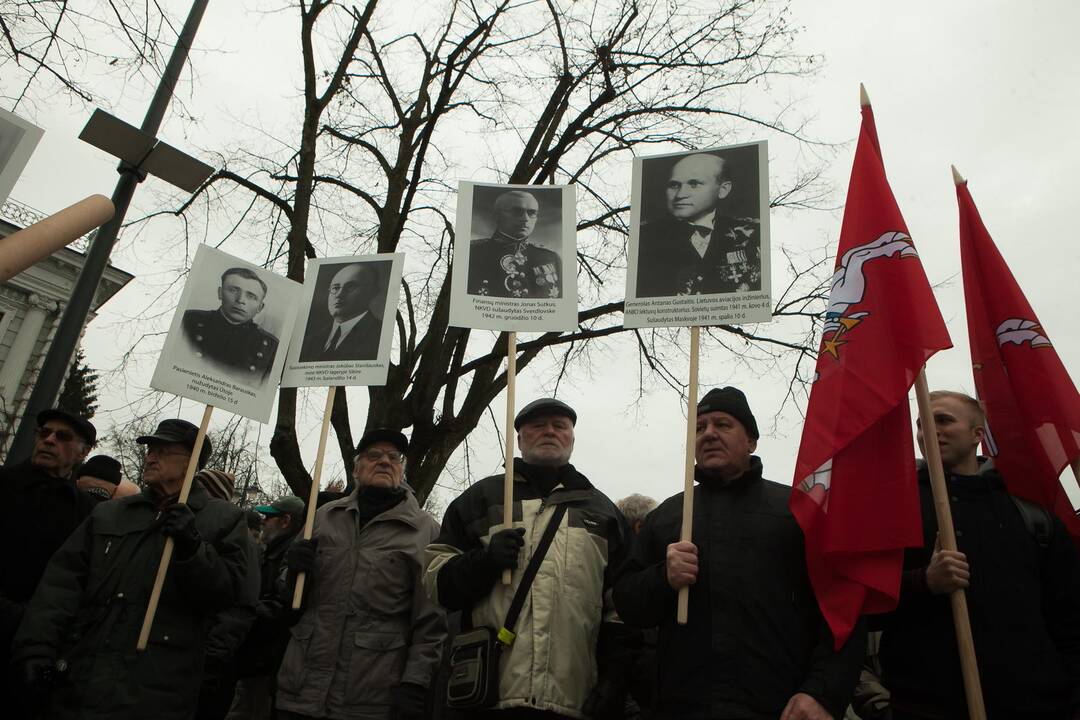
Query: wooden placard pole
913 369 987 720
676 326 700 625
502 331 518 586
292 385 339 610
137 404 214 651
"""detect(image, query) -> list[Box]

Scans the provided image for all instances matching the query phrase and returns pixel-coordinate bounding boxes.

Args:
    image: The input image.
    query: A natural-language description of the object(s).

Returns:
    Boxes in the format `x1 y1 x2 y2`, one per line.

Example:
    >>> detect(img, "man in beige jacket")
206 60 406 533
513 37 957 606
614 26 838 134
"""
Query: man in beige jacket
276 429 446 720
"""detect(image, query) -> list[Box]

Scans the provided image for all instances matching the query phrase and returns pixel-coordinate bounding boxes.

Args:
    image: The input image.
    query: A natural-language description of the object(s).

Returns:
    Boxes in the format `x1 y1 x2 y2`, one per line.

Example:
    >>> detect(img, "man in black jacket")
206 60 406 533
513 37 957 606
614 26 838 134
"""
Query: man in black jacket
227 495 306 719
613 387 865 720
876 390 1080 719
1 409 98 704
12 418 254 720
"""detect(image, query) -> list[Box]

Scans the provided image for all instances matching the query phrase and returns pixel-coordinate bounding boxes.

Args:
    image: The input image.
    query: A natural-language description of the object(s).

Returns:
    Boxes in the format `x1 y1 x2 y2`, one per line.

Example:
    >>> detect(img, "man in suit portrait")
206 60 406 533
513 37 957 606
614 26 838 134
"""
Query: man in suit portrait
299 263 383 363
182 267 279 383
636 152 761 298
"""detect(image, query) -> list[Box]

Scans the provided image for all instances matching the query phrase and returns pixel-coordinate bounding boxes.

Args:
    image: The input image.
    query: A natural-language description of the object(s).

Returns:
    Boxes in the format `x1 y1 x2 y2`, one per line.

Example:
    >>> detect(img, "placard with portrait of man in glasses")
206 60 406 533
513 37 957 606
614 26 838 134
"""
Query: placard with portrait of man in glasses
280 254 404 388
449 181 577 332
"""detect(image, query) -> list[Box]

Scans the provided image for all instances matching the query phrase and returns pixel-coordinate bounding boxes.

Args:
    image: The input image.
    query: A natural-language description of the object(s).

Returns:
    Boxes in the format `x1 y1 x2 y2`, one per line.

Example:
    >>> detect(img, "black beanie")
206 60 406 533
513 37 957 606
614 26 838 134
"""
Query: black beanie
697 387 759 439
77 455 123 486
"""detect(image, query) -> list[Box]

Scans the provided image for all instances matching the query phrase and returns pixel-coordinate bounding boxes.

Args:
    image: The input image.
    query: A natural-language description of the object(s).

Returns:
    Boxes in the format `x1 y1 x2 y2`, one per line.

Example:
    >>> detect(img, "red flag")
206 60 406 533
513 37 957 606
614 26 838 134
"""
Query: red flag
790 95 952 648
957 178 1080 540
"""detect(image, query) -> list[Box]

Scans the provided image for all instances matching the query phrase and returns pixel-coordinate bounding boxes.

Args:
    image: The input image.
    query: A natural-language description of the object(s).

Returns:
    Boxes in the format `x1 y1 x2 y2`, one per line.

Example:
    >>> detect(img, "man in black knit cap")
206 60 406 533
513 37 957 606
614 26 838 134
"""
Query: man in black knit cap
425 398 637 720
613 387 865 720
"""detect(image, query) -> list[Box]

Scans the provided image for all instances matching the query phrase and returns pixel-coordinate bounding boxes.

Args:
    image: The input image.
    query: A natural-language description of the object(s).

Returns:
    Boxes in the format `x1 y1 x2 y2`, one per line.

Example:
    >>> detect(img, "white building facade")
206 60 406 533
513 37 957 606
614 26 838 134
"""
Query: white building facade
0 198 132 453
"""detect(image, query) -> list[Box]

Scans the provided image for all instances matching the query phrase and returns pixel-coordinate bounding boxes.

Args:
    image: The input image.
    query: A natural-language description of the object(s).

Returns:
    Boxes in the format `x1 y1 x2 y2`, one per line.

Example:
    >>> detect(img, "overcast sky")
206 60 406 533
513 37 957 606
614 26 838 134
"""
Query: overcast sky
5 0 1079 511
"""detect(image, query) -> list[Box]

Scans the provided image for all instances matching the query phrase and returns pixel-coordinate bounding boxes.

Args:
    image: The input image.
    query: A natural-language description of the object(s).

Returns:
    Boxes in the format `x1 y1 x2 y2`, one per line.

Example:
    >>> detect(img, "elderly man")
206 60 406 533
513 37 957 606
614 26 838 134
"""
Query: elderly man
276 429 445 720
12 418 253 720
636 152 761 297
875 391 1080 719
426 398 635 719
613 387 865 720
228 495 307 720
1 409 98 694
467 190 562 298
299 263 383 363
183 267 279 382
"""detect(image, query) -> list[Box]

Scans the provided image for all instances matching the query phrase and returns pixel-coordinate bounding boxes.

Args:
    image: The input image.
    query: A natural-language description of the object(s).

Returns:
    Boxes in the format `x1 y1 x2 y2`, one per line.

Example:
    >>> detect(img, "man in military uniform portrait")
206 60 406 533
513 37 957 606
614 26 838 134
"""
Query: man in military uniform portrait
635 151 762 297
467 189 563 299
298 261 385 363
181 267 279 384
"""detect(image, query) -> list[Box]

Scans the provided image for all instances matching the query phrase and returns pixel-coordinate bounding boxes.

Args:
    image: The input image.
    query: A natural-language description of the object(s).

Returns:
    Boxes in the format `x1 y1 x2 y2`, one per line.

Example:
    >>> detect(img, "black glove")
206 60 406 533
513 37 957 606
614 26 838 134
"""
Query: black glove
161 503 201 559
20 656 55 693
391 681 428 719
483 527 525 572
286 538 319 577
583 674 628 720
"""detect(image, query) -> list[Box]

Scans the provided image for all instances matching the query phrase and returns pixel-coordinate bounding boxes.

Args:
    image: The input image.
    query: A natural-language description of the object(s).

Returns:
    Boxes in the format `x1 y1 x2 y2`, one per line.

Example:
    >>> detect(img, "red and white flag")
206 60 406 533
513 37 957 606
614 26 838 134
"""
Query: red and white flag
790 92 952 648
957 177 1080 540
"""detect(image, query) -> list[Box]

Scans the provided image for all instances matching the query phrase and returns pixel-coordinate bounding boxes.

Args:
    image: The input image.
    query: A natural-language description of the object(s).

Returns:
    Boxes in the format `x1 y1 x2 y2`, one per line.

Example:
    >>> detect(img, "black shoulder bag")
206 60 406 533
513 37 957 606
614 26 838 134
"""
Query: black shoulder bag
446 503 568 710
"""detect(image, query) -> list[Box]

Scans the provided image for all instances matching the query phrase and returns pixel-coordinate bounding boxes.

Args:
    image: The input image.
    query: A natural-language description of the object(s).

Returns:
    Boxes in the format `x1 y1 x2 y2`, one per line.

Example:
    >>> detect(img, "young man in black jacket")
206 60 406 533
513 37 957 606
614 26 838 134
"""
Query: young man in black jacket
613 387 865 720
876 390 1080 719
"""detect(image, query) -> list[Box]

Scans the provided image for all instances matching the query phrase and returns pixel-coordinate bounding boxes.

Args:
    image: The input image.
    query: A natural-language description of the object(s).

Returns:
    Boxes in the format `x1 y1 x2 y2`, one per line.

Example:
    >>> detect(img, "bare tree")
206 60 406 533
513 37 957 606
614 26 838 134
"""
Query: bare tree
0 1 176 110
146 0 830 503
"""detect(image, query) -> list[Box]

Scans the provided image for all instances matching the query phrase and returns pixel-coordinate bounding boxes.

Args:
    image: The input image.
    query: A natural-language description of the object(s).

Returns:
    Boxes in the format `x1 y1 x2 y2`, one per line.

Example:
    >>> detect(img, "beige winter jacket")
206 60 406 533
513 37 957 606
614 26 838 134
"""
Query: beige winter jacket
424 468 630 719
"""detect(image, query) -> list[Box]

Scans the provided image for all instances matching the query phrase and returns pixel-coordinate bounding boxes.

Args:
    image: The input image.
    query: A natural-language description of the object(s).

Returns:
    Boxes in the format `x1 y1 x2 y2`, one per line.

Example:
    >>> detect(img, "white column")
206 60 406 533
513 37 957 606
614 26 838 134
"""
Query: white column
0 293 52 406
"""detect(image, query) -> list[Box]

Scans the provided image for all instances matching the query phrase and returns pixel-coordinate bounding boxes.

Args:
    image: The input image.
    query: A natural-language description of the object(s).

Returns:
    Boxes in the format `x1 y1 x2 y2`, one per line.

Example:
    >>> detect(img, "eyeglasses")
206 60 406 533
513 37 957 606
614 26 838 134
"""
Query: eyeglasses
357 448 404 464
36 426 76 442
144 446 191 459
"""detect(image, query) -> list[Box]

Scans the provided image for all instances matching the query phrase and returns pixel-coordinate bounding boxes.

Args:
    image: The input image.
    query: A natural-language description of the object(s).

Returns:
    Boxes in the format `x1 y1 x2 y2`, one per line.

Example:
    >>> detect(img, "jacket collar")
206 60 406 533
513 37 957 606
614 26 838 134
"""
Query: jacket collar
915 457 1004 492
511 460 596 502
327 485 422 530
131 483 212 510
11 459 79 495
694 455 763 491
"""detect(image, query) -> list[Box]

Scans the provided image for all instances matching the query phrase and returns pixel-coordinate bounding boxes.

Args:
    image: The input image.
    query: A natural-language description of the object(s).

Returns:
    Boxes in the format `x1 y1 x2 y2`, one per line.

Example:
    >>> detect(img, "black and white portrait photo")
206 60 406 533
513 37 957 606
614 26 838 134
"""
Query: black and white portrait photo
623 141 771 329
151 245 301 422
181 266 281 383
450 182 577 333
466 185 564 299
298 259 392 363
633 143 767 298
280 254 404 388
0 109 44 207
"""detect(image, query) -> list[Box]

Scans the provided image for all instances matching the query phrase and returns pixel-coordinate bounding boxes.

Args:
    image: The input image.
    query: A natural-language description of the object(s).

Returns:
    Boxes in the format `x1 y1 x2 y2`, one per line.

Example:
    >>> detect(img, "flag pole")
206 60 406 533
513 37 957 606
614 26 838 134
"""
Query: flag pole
677 326 700 624
137 404 214 651
913 369 987 720
503 331 517 586
292 386 338 610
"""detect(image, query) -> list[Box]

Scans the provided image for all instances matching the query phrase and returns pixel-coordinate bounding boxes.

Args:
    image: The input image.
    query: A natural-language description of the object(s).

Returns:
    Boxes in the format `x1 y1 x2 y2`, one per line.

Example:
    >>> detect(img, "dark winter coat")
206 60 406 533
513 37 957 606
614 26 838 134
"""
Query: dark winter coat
234 528 301 678
0 460 100 667
612 457 866 720
876 464 1080 718
11 485 253 720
